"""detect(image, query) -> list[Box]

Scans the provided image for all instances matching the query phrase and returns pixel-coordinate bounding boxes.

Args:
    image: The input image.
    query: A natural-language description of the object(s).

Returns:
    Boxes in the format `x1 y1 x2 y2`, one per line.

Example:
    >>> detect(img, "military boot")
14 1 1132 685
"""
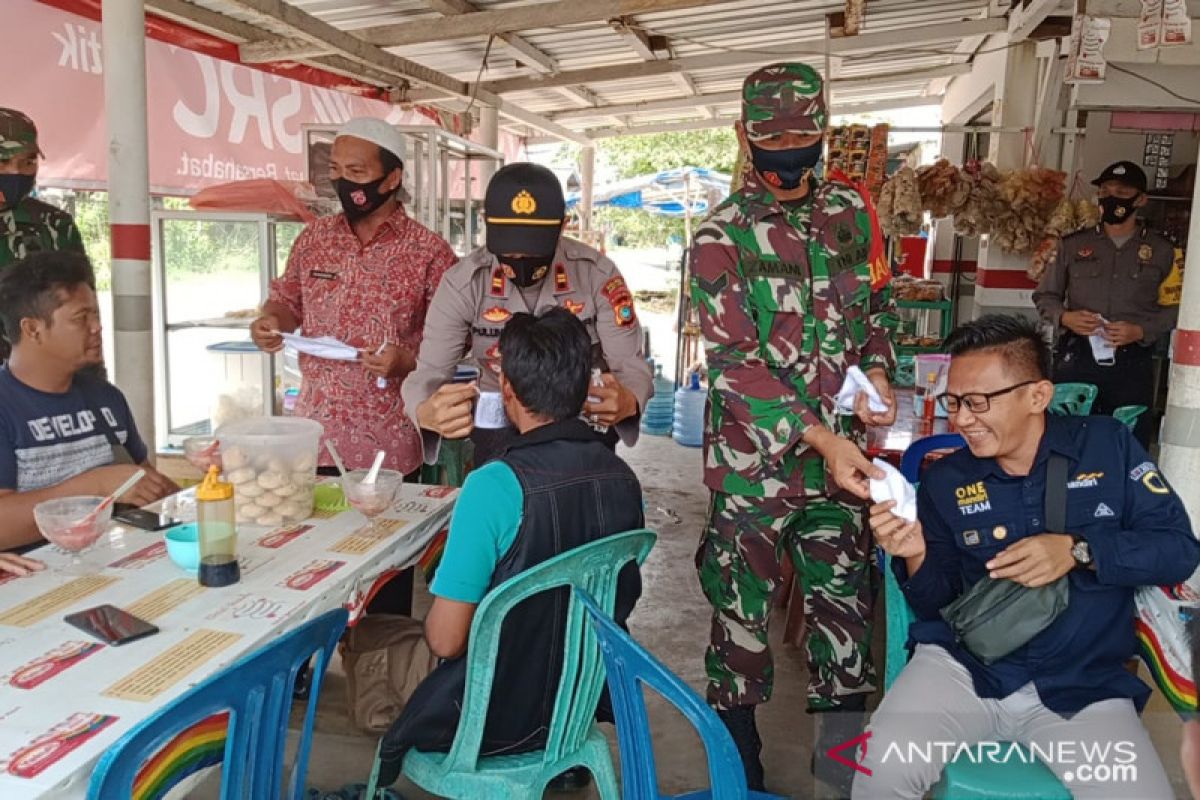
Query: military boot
717 705 766 791
812 695 869 800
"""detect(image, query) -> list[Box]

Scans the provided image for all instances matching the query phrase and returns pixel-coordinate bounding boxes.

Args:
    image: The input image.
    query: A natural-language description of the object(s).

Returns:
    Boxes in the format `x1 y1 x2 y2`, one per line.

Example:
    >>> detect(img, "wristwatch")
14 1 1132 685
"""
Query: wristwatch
1071 535 1093 567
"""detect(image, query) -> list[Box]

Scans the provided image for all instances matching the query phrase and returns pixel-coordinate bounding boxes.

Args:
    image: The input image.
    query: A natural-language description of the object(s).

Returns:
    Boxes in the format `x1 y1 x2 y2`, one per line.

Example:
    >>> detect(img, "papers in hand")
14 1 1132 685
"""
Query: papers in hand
835 366 889 415
869 458 918 523
474 391 509 430
1088 316 1116 365
279 332 359 361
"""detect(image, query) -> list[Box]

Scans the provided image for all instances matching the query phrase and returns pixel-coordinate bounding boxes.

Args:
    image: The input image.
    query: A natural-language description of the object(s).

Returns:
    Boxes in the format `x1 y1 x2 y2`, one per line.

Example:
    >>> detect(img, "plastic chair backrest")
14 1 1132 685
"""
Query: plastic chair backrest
1049 382 1098 416
899 433 967 484
1112 404 1148 431
88 608 348 800
577 588 767 800
436 528 657 775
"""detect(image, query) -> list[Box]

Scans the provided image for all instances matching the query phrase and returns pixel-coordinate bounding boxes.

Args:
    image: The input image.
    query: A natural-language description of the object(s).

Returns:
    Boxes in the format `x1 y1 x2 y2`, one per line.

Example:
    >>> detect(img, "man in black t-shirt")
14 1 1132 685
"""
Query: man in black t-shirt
0 252 176 551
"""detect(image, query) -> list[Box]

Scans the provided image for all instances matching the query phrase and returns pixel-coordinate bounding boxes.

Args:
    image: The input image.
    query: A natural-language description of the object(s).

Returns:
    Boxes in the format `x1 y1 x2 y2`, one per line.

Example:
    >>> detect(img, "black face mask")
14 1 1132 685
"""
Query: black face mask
335 175 393 221
501 254 555 288
1099 194 1138 226
0 174 35 209
748 140 823 190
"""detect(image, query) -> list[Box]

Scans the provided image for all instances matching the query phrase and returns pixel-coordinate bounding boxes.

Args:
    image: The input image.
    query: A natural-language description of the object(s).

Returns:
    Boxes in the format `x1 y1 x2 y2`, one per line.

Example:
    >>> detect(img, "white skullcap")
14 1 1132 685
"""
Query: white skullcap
335 117 406 165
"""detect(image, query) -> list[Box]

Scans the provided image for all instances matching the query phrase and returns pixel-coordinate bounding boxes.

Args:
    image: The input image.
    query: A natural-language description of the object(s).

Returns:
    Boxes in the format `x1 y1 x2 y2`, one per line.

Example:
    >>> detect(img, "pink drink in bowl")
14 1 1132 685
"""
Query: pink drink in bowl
34 496 114 554
182 436 222 471
341 468 403 525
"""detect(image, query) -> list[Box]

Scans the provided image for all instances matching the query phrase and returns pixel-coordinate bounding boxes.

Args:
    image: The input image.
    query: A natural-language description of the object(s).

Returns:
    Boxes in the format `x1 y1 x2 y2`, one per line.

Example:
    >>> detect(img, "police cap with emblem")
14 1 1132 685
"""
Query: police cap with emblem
484 162 566 257
1092 161 1148 193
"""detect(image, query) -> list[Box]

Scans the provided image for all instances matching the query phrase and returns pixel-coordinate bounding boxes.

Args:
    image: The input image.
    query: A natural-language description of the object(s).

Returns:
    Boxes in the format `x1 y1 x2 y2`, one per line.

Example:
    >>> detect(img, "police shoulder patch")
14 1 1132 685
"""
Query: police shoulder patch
601 275 637 328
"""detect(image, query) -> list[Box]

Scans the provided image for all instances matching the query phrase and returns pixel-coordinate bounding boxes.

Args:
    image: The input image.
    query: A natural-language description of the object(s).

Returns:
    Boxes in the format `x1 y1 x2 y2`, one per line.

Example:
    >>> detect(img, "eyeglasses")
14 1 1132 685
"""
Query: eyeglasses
937 380 1038 414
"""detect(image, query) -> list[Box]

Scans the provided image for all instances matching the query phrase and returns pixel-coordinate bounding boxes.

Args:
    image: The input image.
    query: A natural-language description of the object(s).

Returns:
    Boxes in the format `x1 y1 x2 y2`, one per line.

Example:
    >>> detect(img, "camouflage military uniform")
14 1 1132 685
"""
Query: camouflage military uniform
0 108 87 361
0 199 85 270
690 65 897 713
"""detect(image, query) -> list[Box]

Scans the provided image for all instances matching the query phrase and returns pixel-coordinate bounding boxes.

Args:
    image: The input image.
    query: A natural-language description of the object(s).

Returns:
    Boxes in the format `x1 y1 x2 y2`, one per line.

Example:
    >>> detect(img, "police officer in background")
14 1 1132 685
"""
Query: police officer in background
1034 161 1177 447
402 162 652 466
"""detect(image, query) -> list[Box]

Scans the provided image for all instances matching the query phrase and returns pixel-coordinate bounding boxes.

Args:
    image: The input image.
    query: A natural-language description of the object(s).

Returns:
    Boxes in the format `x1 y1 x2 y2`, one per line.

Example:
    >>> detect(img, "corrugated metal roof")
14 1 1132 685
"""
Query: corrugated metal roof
167 0 1006 139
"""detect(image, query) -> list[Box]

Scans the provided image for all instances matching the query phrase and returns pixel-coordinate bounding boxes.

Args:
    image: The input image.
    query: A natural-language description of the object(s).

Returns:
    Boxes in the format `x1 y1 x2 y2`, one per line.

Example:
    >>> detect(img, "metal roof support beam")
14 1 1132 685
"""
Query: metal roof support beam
673 73 714 118
147 0 402 89
1008 0 1063 41
482 18 1006 94
583 96 943 138
197 0 590 144
558 86 604 107
1031 49 1068 168
426 0 558 74
610 17 660 60
547 63 971 121
240 0 736 62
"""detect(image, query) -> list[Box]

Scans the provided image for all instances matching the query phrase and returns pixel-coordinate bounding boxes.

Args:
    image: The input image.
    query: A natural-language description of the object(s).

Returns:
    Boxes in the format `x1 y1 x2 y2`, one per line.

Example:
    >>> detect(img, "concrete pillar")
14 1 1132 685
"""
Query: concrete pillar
1158 136 1200 542
102 0 155 450
579 145 595 233
973 39 1044 320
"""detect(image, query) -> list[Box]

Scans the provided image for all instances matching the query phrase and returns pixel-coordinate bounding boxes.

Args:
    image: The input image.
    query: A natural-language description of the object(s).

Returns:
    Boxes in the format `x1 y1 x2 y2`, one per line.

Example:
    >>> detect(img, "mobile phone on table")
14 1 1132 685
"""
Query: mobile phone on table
113 504 180 532
64 604 159 646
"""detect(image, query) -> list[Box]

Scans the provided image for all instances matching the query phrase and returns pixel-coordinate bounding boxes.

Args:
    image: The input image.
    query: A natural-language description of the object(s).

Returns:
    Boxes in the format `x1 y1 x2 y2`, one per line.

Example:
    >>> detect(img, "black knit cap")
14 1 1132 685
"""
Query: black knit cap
484 162 566 257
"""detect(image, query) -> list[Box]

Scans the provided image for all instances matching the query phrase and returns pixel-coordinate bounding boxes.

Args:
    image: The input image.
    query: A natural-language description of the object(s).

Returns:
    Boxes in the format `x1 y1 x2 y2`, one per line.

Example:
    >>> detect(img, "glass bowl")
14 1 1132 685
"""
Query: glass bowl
341 469 403 520
33 496 113 555
183 436 222 471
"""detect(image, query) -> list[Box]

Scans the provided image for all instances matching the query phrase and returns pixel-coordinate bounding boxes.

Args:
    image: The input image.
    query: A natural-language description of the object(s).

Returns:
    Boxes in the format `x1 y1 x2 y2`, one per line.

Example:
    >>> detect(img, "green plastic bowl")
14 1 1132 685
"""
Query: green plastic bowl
164 523 199 575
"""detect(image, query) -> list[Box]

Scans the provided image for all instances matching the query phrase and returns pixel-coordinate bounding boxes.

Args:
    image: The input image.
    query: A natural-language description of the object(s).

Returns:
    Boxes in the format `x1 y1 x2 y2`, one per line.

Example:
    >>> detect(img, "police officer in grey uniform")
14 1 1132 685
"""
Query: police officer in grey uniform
1034 161 1177 446
402 162 652 465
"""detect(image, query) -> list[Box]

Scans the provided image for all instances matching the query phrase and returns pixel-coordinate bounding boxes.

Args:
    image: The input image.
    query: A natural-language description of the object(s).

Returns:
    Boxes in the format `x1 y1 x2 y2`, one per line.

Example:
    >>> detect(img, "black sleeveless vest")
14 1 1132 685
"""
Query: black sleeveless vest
378 418 644 780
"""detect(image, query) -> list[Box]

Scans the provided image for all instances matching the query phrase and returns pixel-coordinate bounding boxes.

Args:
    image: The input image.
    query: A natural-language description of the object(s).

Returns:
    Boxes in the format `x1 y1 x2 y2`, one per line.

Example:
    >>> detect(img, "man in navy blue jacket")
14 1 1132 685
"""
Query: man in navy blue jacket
854 315 1200 799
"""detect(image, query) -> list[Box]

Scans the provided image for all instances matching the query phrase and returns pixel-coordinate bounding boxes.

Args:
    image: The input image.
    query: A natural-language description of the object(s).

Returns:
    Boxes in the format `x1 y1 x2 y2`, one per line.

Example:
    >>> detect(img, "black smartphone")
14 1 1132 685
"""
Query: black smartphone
113 505 180 532
64 604 159 646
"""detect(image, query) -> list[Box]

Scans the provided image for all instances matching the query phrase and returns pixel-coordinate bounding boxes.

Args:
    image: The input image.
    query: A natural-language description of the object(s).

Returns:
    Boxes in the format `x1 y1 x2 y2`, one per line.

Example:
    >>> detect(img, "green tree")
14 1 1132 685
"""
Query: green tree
73 192 112 290
597 128 738 178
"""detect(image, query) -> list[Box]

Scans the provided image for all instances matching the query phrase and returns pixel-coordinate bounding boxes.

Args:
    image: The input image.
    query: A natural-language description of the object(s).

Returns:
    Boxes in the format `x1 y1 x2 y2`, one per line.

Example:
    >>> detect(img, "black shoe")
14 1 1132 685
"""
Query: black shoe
547 767 592 792
812 698 869 800
716 705 766 791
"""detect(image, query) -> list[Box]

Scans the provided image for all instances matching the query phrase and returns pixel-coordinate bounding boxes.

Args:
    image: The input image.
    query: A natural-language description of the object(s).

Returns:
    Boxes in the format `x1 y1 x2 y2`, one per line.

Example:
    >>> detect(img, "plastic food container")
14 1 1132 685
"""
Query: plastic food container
216 417 323 527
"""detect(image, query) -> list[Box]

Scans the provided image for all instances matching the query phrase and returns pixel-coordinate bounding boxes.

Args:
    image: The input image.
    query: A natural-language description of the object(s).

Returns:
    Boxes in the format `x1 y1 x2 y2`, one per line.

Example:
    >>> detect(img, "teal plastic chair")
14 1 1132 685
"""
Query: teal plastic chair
885 437 1069 800
1049 382 1098 416
576 588 783 800
88 608 348 799
1113 404 1148 431
364 528 657 800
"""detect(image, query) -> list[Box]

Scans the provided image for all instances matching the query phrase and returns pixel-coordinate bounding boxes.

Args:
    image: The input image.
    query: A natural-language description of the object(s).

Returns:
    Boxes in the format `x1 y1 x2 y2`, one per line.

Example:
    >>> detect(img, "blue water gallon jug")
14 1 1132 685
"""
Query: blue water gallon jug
672 372 706 448
641 363 676 436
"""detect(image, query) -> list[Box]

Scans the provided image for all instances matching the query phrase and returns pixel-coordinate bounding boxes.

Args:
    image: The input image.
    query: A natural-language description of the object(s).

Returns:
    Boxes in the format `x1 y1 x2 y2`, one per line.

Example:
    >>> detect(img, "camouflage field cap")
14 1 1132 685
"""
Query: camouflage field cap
741 62 827 139
0 109 42 159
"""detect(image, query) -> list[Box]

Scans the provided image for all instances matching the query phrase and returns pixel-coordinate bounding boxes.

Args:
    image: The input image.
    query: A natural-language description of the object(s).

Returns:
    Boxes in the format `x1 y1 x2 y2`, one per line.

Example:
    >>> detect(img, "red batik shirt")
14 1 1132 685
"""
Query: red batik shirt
269 205 456 475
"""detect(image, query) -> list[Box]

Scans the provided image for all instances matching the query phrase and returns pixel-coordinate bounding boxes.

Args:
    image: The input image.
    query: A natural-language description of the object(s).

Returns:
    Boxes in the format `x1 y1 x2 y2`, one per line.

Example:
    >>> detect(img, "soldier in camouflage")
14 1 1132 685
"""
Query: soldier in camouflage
0 109 84 269
689 62 898 795
0 109 86 360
